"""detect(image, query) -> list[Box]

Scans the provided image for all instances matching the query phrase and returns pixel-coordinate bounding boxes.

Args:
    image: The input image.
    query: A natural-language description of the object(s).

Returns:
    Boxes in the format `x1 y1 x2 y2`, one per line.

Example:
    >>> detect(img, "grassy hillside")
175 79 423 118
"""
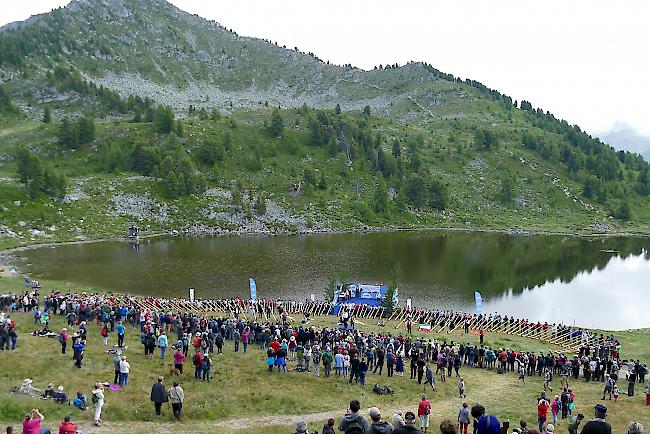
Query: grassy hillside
1 105 650 250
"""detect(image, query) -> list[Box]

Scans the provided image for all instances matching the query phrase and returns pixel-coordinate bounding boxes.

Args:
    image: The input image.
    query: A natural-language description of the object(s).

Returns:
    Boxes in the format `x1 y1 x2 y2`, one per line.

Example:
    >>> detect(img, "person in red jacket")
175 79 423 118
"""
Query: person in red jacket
58 415 77 434
537 399 550 431
418 393 432 433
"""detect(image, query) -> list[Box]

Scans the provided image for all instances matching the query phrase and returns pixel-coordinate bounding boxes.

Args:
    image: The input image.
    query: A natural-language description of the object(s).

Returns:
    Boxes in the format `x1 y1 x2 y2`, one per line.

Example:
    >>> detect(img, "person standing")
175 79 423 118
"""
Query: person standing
366 407 393 433
338 399 370 433
119 355 130 387
92 383 104 427
458 403 470 434
100 324 109 346
538 399 550 432
173 348 185 374
150 377 168 416
113 354 121 385
579 404 610 434
168 381 184 420
158 332 168 359
116 321 125 347
72 338 84 369
418 394 431 433
58 328 68 355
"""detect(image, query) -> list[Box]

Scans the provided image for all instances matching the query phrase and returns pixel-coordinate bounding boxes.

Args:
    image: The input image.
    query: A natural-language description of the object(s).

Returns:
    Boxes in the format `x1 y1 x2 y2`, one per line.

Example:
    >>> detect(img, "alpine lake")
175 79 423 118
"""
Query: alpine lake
15 230 650 331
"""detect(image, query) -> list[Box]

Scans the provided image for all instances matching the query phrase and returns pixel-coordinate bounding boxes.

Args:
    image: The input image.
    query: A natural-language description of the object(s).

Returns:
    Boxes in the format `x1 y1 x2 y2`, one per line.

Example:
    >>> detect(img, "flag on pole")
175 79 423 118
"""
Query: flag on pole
419 323 432 332
474 291 483 314
249 277 257 301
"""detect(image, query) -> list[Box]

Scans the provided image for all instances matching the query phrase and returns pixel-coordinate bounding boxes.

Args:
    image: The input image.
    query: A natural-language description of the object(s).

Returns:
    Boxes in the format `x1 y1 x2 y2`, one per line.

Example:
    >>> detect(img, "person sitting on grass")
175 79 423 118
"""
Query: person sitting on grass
72 392 87 411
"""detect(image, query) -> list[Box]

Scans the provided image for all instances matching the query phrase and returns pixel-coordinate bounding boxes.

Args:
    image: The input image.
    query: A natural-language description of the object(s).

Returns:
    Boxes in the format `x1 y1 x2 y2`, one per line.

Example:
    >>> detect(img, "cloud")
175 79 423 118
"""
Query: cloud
597 122 650 160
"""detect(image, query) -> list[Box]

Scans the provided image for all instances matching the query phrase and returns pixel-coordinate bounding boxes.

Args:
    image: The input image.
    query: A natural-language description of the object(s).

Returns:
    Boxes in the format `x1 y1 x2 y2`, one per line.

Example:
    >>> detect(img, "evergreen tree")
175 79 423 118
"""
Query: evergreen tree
153 105 175 134
58 118 79 148
392 139 401 157
327 135 338 157
132 110 142 123
372 179 390 214
335 104 341 115
254 195 267 215
363 105 371 116
318 172 327 190
198 107 209 120
269 109 284 137
210 109 221 122
176 119 184 137
42 106 51 124
77 116 95 144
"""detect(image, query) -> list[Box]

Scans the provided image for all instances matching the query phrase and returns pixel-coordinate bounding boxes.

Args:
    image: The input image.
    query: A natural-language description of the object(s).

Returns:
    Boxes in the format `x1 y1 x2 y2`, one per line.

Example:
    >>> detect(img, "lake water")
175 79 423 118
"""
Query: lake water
15 231 650 330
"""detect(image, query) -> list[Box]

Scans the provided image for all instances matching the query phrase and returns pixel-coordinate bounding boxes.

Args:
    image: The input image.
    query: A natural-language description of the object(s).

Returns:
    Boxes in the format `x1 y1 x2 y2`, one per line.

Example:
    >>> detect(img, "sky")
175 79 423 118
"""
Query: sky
1 0 649 144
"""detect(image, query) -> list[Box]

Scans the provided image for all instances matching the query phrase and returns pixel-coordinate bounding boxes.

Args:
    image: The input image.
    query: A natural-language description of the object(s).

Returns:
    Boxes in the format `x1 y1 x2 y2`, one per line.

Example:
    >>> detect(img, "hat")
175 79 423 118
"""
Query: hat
594 403 607 413
628 422 644 434
23 379 33 385
404 411 416 421
295 421 307 433
57 385 64 392
47 383 53 388
546 425 555 433
369 407 381 418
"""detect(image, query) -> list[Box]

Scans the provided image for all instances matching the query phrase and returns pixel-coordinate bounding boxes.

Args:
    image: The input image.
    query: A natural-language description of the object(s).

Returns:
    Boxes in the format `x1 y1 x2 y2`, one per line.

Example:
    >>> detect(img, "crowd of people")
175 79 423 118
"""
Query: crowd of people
1 289 648 434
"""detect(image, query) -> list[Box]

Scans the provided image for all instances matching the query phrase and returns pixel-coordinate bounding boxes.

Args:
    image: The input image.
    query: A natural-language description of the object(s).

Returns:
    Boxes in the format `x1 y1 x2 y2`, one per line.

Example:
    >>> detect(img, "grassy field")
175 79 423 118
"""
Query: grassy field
0 278 648 433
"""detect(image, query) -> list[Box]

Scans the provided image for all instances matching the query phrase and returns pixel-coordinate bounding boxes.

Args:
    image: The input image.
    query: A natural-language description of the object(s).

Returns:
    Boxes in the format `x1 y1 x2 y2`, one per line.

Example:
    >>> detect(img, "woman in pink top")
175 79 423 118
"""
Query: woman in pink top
173 349 186 374
22 408 48 434
551 395 561 425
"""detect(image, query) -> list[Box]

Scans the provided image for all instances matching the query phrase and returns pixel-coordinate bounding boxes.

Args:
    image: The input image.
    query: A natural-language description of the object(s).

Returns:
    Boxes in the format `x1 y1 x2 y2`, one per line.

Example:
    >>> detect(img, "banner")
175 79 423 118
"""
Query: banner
474 291 483 314
406 298 412 309
249 277 257 301
189 287 195 302
310 294 315 302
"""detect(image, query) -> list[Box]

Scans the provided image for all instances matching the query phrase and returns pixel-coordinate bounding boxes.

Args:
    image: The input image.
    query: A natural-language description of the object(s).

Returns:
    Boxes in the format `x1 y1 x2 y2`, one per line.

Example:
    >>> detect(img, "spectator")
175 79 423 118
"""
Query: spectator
538 399 550 432
568 414 584 434
440 420 458 434
418 394 432 433
119 355 130 387
339 399 370 434
458 403 470 434
322 418 336 434
579 404 611 434
150 376 168 416
628 422 644 434
295 421 310 434
394 412 424 434
366 406 393 433
72 392 87 411
22 409 50 434
168 381 184 420
392 413 406 430
58 415 83 434
470 404 500 434
92 383 104 427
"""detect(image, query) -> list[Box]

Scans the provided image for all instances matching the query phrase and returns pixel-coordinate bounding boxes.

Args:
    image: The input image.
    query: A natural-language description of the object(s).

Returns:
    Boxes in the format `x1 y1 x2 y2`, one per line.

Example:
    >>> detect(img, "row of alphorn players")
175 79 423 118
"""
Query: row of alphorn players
123 295 601 351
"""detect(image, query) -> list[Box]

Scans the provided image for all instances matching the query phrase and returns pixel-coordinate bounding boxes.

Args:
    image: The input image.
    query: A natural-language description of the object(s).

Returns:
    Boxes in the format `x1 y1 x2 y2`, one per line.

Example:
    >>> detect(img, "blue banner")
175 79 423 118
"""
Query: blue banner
249 277 257 301
474 291 483 314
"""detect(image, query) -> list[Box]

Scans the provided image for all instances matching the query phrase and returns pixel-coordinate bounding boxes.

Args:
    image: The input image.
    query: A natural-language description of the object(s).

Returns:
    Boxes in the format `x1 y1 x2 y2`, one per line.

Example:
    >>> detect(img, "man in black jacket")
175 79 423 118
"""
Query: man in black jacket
150 376 168 416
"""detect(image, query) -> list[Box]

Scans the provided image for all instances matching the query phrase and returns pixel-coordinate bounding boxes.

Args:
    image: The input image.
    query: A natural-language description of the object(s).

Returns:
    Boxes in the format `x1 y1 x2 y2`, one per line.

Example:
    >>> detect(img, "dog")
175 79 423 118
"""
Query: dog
168 364 181 376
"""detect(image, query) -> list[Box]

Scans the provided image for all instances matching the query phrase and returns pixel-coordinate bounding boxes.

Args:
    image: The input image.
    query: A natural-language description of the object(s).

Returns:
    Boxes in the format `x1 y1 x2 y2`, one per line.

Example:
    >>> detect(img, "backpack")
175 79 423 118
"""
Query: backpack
101 328 108 337
58 334 64 344
344 418 366 434
92 393 98 404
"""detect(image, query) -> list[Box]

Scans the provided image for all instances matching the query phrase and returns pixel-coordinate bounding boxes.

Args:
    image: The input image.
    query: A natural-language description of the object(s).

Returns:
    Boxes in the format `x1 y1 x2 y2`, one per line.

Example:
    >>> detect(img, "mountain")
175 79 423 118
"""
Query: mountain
598 122 650 162
1 0 650 249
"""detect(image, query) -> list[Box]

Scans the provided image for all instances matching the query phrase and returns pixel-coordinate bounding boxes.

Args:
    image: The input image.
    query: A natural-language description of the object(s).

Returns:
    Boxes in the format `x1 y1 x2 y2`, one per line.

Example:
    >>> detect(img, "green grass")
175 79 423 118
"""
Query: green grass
0 277 648 433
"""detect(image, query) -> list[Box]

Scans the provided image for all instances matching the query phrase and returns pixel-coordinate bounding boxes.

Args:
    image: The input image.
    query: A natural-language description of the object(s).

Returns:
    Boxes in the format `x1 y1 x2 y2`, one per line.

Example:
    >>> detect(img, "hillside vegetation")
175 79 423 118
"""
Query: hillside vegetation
1 0 650 249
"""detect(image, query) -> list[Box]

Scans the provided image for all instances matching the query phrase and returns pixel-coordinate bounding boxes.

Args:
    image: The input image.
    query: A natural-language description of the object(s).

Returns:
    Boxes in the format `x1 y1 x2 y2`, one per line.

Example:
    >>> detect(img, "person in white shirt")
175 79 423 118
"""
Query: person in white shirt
119 355 131 387
92 383 104 427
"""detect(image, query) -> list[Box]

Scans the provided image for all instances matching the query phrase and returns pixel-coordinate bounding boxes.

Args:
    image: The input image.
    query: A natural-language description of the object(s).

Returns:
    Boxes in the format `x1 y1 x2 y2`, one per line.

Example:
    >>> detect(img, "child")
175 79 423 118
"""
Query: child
458 377 466 398
396 354 405 377
613 385 620 401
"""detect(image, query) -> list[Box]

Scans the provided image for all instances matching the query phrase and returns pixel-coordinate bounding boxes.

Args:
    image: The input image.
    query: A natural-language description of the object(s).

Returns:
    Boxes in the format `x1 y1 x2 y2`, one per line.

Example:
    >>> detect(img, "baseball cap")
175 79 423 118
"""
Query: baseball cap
369 407 381 418
546 424 555 433
405 411 416 421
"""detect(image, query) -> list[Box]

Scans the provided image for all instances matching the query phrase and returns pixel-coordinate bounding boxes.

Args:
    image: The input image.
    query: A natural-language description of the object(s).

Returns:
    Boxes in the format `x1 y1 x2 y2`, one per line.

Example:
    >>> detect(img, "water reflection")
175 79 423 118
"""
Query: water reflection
485 252 650 330
15 231 650 329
